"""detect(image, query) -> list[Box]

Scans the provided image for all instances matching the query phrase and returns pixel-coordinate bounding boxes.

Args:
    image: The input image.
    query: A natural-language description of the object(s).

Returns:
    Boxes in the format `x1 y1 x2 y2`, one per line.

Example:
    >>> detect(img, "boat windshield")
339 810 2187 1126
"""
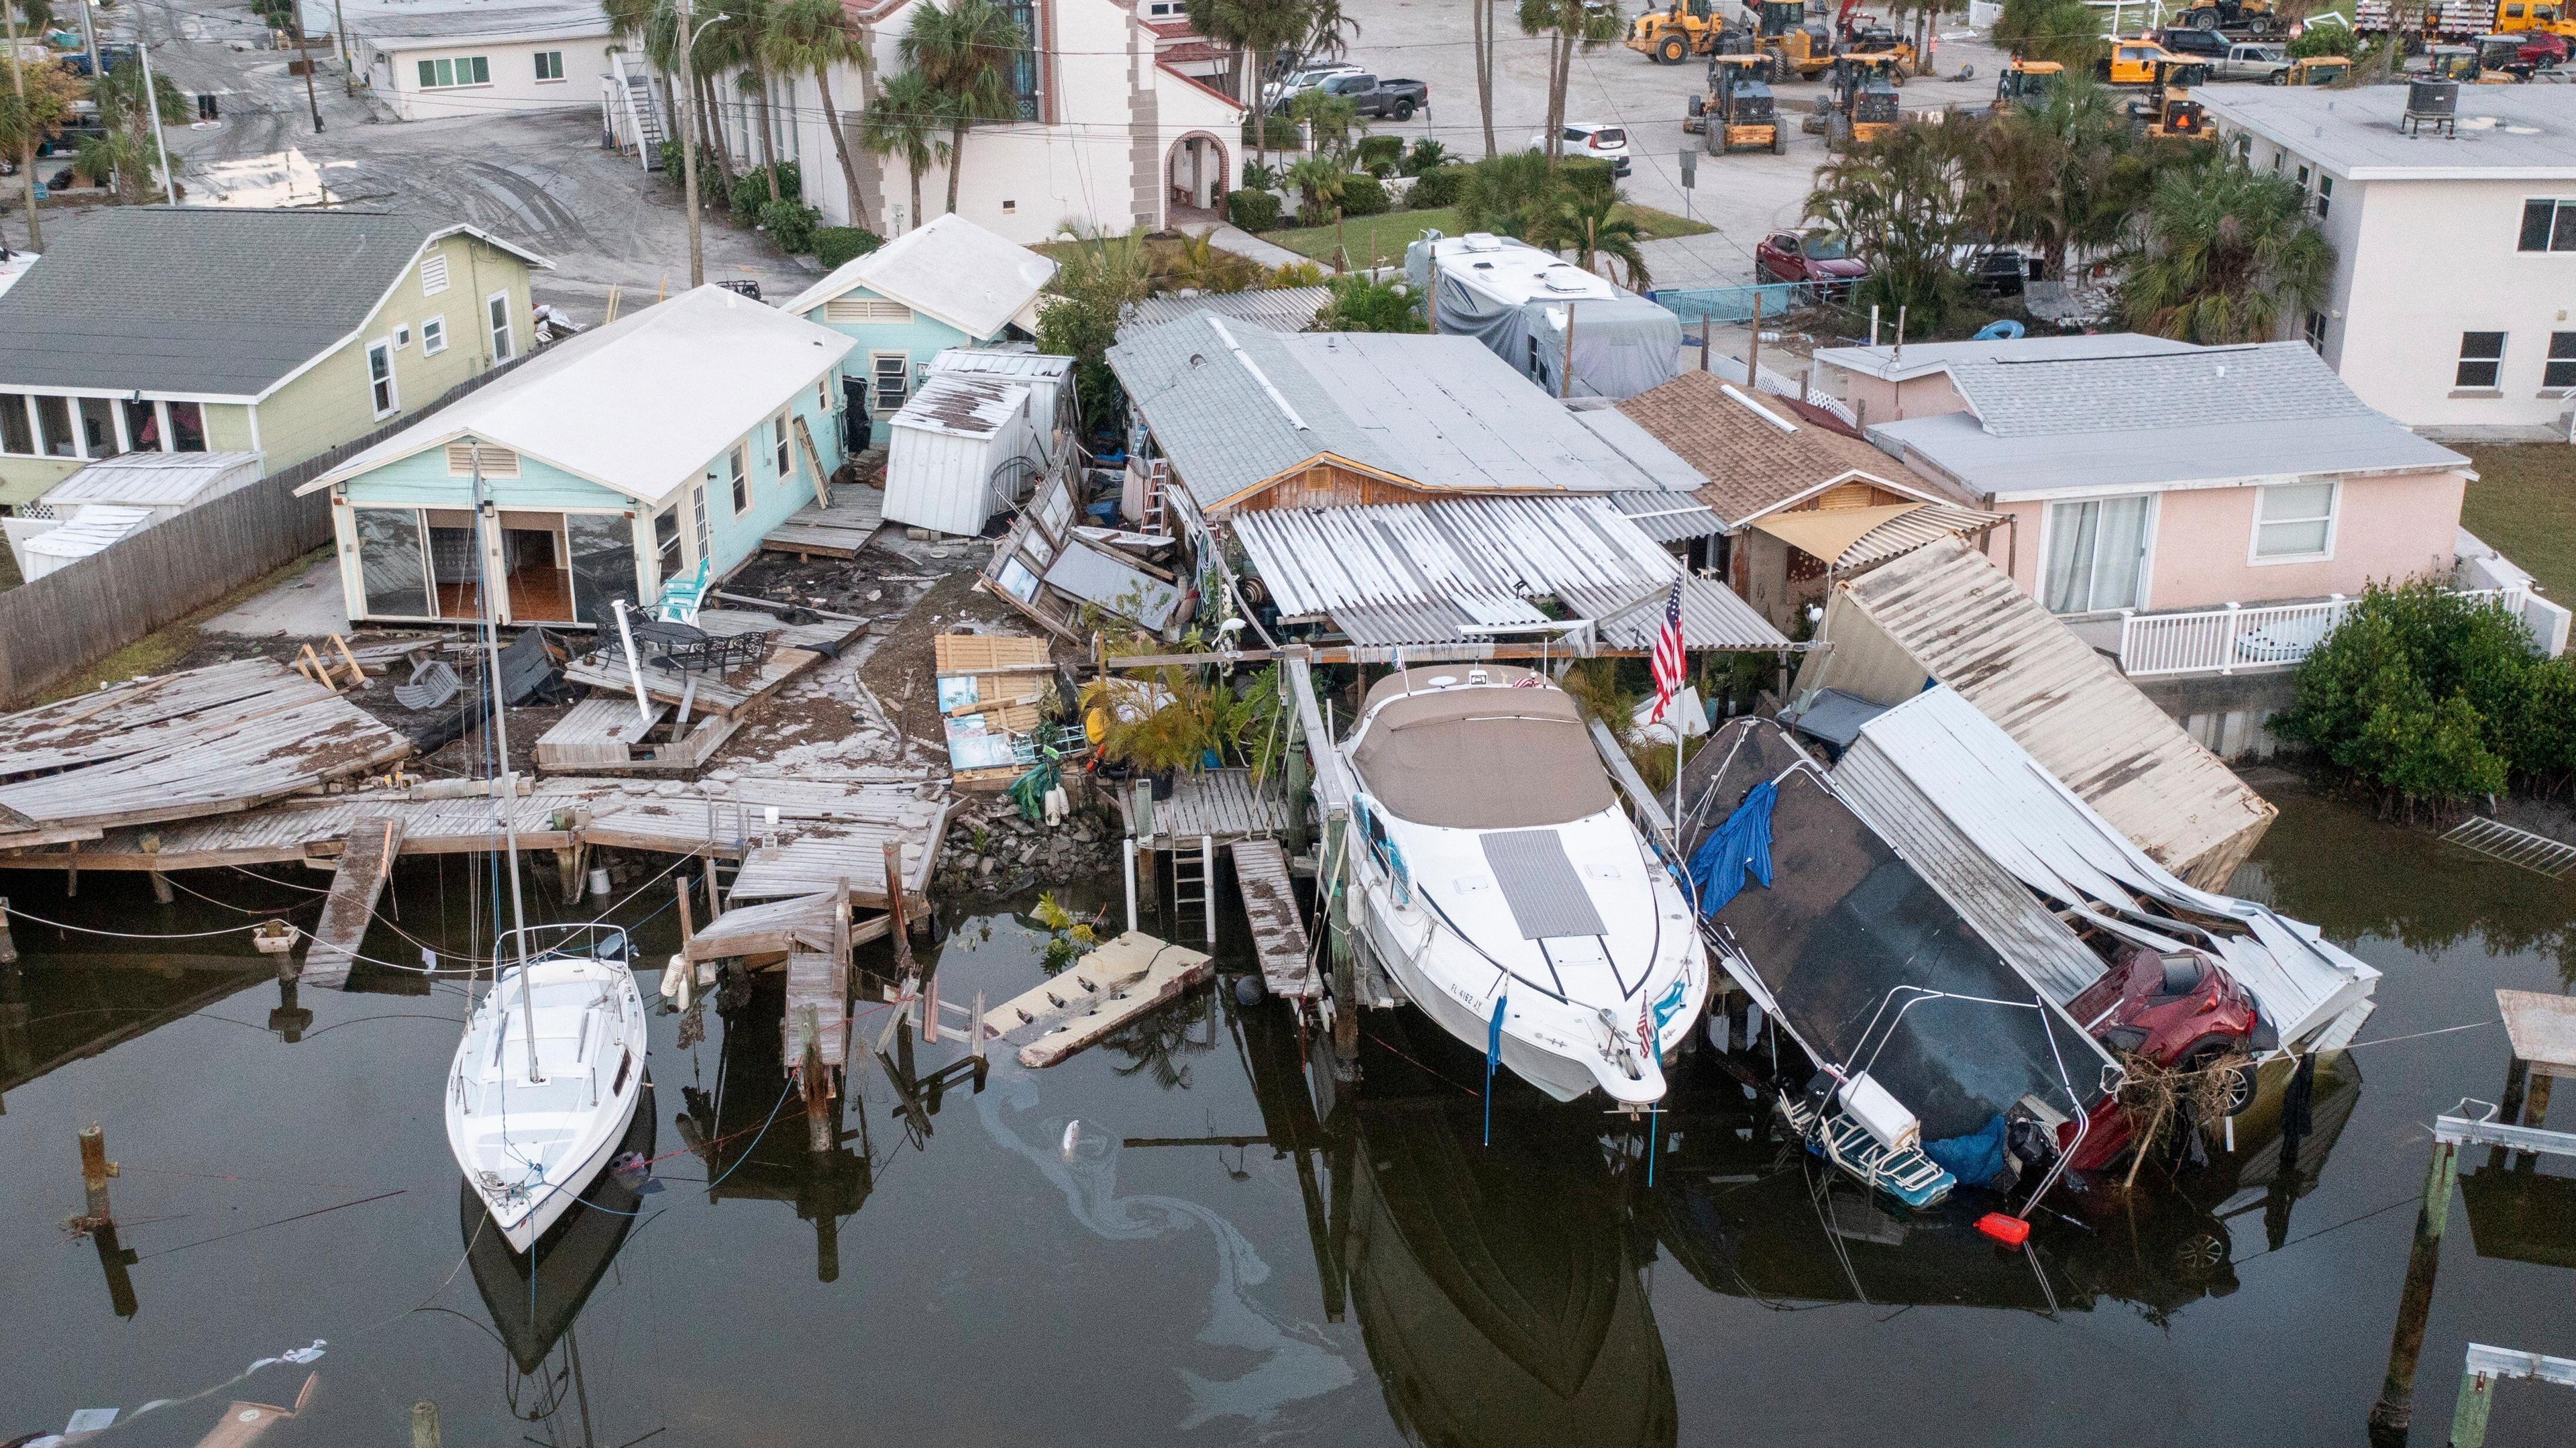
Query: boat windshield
1352 684 1615 829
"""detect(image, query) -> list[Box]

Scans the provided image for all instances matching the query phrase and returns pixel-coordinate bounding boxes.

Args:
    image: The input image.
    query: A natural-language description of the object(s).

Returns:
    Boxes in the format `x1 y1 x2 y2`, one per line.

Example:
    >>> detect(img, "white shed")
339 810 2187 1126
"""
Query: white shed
3 452 267 582
926 348 1076 462
17 507 155 580
883 374 1039 537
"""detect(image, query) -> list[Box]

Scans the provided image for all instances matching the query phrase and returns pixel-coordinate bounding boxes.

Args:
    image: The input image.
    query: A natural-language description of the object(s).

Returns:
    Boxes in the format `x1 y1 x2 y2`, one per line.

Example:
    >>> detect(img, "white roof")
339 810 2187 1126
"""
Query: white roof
44 451 264 508
2198 84 2576 180
306 285 853 504
783 215 1057 340
1814 333 2196 384
928 347 1073 382
304 0 609 46
24 506 154 560
1419 232 1629 306
891 374 1030 439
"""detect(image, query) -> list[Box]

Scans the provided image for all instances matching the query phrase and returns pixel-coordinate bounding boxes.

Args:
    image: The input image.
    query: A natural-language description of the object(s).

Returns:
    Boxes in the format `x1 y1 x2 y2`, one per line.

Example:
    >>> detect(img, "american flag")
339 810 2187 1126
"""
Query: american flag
1638 996 1655 1061
1648 576 1686 722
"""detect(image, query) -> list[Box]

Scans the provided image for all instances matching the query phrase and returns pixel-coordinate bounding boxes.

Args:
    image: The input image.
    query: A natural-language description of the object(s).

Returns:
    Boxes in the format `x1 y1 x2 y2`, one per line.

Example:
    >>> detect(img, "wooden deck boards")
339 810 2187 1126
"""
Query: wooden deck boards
985 931 1213 1068
0 660 415 851
535 698 669 770
1119 768 1291 847
1230 839 1316 1001
563 646 822 719
761 488 885 560
300 817 405 989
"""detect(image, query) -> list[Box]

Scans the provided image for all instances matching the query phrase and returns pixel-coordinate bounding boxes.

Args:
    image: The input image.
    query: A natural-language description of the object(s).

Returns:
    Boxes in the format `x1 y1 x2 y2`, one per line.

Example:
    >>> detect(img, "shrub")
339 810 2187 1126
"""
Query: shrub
1268 260 1327 288
1244 113 1300 152
1317 273 1426 333
1241 158 1279 192
1226 188 1282 232
1400 138 1452 177
759 198 820 255
1407 164 1462 210
1356 134 1403 176
1340 172 1389 217
814 227 882 268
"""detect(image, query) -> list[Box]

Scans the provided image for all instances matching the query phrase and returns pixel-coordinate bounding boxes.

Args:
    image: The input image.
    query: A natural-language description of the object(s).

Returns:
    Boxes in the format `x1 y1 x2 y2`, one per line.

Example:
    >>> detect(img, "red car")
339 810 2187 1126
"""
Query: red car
2060 943 2269 1170
2516 29 2569 66
1754 229 1867 291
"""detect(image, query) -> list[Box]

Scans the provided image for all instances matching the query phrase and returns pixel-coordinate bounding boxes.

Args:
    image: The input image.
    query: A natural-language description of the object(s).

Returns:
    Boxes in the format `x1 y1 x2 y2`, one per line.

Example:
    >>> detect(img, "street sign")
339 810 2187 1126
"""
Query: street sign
1678 147 1698 189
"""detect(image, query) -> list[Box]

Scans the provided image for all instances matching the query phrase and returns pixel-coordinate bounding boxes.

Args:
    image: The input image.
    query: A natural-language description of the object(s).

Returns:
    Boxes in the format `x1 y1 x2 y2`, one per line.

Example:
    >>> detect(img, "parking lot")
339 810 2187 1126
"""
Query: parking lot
1328 1 2012 289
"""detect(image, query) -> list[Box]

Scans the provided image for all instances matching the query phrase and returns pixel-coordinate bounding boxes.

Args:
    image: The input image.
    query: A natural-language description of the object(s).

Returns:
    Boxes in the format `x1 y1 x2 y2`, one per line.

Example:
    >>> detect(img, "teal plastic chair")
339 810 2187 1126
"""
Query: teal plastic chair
653 557 712 625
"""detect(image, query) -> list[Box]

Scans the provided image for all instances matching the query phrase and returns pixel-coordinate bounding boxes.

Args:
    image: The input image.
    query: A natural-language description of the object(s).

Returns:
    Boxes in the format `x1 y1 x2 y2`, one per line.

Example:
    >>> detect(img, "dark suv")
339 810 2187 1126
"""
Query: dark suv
2156 25 2231 59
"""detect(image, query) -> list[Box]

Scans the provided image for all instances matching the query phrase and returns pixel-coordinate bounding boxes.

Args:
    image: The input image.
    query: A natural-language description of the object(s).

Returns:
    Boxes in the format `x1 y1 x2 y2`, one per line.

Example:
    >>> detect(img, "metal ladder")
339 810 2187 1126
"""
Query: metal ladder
1140 458 1171 535
1169 833 1216 945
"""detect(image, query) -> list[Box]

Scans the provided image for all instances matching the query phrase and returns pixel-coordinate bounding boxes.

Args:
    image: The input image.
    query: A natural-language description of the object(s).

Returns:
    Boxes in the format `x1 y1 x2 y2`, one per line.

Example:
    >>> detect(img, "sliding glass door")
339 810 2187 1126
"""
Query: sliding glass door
2042 495 2153 614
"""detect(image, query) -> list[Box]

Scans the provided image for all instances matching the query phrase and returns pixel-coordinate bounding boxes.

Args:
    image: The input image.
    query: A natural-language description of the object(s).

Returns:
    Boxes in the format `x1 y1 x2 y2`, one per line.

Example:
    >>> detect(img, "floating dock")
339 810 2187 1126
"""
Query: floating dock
986 930 1212 1068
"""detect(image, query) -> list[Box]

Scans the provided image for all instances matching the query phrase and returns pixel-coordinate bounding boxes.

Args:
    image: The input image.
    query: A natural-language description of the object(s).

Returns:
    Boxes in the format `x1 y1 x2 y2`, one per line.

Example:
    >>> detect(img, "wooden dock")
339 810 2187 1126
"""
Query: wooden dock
762 488 885 561
0 659 415 851
781 884 854 1074
0 774 953 916
559 609 866 723
1118 767 1291 848
1230 839 1316 1000
986 930 1213 1068
299 816 405 988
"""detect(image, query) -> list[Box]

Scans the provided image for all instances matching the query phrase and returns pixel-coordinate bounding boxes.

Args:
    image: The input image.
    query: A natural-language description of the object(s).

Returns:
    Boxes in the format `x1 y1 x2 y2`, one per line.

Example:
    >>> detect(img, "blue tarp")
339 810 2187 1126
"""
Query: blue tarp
1923 1114 2011 1190
1690 780 1776 915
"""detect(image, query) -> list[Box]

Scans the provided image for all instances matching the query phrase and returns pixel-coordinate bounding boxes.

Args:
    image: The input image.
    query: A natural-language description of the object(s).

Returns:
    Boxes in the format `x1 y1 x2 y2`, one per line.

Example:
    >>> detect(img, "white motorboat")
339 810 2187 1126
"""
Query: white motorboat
1336 666 1709 1106
447 924 649 1254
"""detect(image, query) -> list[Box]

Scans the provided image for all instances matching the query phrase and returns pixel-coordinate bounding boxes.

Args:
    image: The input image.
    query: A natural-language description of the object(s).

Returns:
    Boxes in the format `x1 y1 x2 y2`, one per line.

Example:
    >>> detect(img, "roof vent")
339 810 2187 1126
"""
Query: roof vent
1541 268 1590 293
1461 232 1503 252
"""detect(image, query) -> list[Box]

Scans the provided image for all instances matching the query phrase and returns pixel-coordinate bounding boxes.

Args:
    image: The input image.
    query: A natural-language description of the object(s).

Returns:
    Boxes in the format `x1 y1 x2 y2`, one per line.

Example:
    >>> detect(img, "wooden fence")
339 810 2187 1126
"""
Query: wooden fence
0 362 523 708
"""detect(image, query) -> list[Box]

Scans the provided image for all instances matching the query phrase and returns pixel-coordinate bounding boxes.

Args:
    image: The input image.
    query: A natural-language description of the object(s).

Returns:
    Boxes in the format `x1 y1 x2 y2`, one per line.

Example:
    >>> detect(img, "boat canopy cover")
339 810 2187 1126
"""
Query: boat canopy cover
1352 674 1615 830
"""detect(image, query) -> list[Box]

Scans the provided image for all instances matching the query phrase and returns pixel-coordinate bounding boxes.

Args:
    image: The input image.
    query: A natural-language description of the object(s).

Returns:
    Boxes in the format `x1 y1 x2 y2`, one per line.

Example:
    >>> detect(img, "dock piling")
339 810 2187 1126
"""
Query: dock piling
77 1123 115 1223
0 896 15 965
144 834 172 904
411 1400 441 1448
2369 1134 2463 1435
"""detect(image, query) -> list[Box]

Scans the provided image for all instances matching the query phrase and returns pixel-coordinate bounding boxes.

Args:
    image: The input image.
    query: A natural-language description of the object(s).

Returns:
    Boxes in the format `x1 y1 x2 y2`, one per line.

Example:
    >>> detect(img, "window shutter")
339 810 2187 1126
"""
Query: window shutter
421 253 451 295
823 297 914 325
446 442 520 477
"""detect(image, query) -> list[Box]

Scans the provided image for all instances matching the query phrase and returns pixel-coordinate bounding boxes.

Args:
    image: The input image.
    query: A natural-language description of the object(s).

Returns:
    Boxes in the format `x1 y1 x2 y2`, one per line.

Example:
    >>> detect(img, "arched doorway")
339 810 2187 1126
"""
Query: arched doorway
1165 132 1230 223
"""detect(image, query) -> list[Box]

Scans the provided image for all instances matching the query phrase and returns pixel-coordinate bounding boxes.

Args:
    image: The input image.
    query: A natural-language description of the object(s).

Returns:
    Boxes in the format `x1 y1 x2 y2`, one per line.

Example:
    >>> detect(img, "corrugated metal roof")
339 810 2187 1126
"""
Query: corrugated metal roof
1873 406 2466 500
892 375 1029 438
1609 490 1725 543
1811 535 2275 886
1844 688 2379 1047
1232 496 1787 650
1120 287 1331 338
928 348 1073 381
43 452 265 508
1833 501 2003 572
23 506 154 561
1949 341 2373 439
1813 333 2194 384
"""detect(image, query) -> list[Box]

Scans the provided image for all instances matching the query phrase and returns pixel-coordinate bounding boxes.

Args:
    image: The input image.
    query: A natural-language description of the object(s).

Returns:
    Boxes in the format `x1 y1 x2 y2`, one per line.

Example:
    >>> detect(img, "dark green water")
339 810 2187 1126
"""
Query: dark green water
1 782 2571 1446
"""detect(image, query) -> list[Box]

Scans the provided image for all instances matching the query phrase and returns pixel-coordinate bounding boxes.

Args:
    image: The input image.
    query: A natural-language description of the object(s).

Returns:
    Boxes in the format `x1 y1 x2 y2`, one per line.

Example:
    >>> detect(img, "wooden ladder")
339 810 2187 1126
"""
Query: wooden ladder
1169 833 1216 945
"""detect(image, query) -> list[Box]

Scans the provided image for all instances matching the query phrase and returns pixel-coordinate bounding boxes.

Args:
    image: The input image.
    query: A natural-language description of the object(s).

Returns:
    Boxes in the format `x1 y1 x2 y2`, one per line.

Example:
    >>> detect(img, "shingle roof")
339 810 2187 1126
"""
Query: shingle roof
1615 370 1946 527
0 208 543 397
1943 341 2371 439
1108 314 1695 510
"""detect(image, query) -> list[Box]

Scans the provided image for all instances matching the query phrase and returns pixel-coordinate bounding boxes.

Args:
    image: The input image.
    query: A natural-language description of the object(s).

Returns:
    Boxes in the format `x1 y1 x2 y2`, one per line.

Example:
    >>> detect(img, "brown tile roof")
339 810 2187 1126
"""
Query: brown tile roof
1617 370 1951 527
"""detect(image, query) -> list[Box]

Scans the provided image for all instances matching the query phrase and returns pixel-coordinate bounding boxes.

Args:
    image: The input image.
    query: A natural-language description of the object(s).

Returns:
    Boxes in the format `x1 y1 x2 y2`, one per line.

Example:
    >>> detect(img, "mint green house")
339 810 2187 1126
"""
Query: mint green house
303 285 854 627
0 207 546 512
781 214 1056 446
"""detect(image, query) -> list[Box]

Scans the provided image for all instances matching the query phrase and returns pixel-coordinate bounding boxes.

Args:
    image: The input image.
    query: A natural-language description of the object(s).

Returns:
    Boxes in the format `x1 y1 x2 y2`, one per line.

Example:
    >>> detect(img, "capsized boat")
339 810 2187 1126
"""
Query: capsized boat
447 924 649 1254
1336 666 1708 1105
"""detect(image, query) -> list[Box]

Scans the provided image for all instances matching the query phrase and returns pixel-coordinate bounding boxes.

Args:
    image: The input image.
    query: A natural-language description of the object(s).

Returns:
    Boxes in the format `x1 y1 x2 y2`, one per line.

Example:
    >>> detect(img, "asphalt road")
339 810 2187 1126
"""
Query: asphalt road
11 0 812 320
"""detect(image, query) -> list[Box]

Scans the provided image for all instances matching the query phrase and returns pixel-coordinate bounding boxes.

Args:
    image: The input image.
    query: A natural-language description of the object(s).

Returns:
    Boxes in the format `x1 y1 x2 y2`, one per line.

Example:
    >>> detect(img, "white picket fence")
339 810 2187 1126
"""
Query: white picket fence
2118 588 2526 678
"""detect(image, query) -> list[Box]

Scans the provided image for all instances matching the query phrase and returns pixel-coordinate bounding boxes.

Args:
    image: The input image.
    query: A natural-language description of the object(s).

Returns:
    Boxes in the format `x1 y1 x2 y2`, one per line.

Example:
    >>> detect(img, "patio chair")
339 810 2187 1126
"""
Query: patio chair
392 658 462 711
652 558 712 626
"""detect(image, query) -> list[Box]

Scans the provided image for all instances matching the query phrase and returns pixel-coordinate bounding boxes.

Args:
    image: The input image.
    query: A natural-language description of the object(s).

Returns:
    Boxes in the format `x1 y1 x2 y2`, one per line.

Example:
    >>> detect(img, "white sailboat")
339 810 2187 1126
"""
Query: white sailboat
1336 666 1709 1106
443 452 650 1255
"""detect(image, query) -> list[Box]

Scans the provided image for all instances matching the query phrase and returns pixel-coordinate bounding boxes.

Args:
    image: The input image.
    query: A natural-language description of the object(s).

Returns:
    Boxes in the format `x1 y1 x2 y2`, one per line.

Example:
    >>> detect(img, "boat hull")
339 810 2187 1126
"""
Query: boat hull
1366 907 1631 1104
447 957 650 1256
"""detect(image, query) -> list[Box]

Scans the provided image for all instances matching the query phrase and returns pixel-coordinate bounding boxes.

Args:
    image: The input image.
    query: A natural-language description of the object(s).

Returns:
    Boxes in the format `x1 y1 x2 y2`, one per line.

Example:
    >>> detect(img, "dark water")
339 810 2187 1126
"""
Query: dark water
3 784 2572 1447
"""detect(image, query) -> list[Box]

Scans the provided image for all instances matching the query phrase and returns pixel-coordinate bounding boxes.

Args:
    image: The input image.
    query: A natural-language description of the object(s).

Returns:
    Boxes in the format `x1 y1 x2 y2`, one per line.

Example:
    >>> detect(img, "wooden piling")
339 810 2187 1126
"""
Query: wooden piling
411 1400 441 1448
2450 1359 2496 1448
0 896 16 966
78 1123 115 1222
1324 815 1356 1068
146 832 172 904
2369 1135 2461 1434
802 1027 832 1154
881 841 913 978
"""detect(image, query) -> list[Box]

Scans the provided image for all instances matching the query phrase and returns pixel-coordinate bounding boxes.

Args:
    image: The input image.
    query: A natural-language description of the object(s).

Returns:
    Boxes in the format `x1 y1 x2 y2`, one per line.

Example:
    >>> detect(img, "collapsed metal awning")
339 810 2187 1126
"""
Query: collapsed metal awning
1750 501 2006 574
1231 495 1789 652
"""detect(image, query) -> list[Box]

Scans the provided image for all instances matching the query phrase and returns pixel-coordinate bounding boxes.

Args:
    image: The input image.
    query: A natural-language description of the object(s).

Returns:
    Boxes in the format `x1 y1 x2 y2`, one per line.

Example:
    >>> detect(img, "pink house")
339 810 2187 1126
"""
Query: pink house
1827 338 2565 681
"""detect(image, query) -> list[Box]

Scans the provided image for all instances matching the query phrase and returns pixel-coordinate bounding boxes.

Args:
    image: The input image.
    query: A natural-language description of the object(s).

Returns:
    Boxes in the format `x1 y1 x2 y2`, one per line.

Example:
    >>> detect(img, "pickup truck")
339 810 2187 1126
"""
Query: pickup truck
1273 71 1428 121
2212 41 2290 81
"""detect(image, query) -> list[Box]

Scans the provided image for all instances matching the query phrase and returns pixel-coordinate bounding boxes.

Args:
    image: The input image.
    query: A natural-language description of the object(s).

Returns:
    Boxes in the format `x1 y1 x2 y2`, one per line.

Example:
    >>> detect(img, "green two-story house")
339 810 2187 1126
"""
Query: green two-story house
0 207 548 511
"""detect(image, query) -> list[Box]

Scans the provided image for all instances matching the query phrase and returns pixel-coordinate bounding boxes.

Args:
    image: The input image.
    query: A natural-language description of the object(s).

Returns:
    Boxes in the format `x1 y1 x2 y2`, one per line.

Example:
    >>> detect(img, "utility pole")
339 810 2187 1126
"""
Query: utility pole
136 30 177 205
76 0 101 87
292 0 324 132
676 0 706 287
333 0 355 95
3 0 38 249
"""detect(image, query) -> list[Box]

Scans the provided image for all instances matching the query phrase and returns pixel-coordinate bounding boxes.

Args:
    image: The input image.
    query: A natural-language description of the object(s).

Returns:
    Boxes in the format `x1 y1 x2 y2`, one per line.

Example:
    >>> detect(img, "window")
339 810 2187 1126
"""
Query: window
121 398 160 452
416 55 491 89
2456 331 2505 389
2304 310 2328 353
2520 199 2576 252
535 50 564 81
2041 495 2153 614
689 482 710 559
2548 333 2576 391
78 397 117 458
34 395 74 458
564 511 635 625
368 339 399 416
420 252 450 296
2252 481 2336 561
653 505 683 583
998 0 1038 118
0 394 32 456
816 376 832 413
422 317 447 355
487 291 515 362
394 323 412 349
726 444 749 516
773 414 792 477
166 401 205 452
2314 174 2332 220
871 352 909 412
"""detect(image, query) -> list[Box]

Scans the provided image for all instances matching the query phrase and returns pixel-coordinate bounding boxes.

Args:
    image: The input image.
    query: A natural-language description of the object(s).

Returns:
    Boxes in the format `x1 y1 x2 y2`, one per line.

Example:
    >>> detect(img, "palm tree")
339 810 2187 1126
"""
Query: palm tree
1285 152 1345 240
859 69 947 232
722 0 785 203
1529 178 1650 288
1454 151 1554 238
762 0 871 229
1184 0 1306 133
2120 156 2332 344
1517 0 1622 166
899 0 1027 215
1805 119 1976 327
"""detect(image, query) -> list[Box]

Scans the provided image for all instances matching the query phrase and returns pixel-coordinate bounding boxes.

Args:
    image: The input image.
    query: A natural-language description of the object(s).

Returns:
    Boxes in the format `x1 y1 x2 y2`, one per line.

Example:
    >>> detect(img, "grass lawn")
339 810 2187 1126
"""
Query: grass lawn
1258 203 1712 270
2461 444 2576 602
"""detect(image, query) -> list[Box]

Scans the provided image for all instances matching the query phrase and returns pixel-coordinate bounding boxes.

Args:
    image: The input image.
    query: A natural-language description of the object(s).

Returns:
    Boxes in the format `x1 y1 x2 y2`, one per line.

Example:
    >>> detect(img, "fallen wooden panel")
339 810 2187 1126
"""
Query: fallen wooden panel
301 815 406 988
535 697 669 771
761 488 886 560
782 951 848 1070
562 645 822 720
2499 989 2576 1079
688 890 841 962
1230 839 1316 1000
989 930 1213 1068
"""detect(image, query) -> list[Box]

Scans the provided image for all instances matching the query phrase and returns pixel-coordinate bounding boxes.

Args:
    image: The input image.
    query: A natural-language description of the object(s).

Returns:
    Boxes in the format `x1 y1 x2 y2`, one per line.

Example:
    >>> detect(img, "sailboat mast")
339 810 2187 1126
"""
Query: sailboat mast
472 450 543 1083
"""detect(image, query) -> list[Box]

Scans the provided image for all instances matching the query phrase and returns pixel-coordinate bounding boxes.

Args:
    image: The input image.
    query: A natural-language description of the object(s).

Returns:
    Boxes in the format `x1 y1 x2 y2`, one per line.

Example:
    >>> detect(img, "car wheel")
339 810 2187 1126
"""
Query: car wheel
2267 67 2286 83
1771 127 1786 154
1393 99 1415 120
1660 35 1686 62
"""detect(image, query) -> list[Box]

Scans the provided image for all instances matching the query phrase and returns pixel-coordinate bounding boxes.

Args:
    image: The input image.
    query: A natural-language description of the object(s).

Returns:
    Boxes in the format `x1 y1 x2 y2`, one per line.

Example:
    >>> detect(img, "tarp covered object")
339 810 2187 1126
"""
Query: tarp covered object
1407 241 1681 401
1689 778 1775 914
